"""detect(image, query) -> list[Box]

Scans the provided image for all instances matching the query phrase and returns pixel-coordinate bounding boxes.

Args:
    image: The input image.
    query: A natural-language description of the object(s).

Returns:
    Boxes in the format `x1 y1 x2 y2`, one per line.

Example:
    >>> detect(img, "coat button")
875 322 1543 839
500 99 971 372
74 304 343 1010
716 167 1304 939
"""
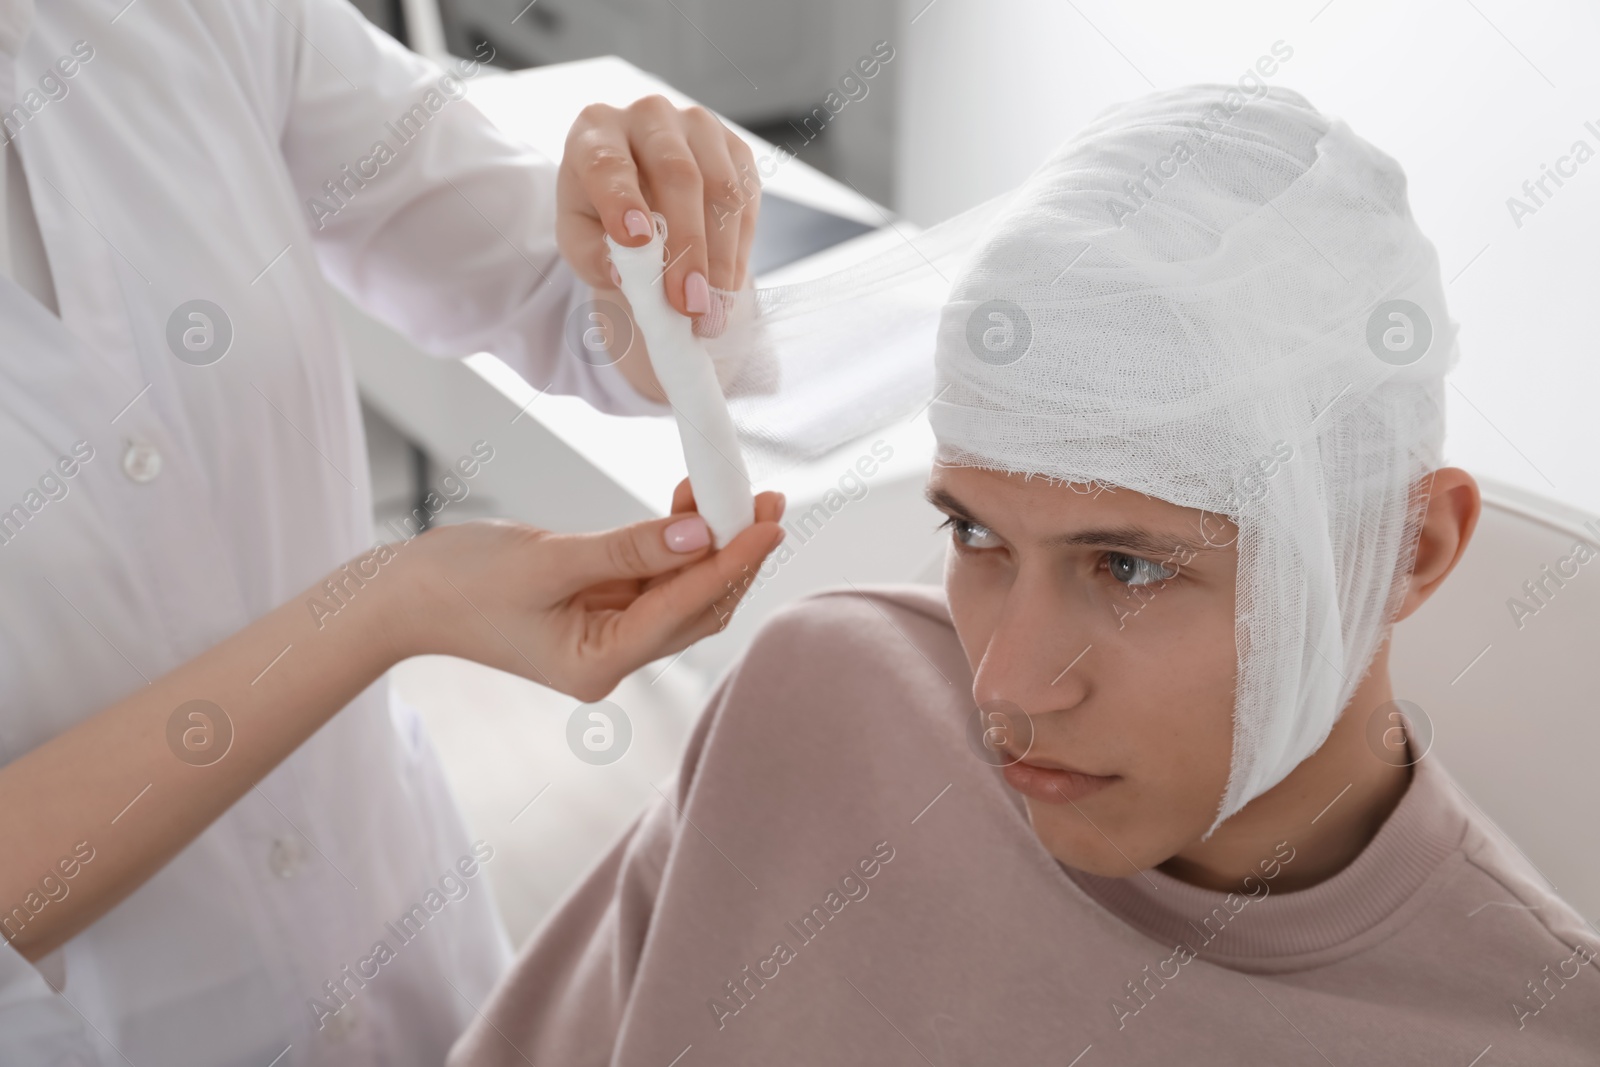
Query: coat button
121 442 162 483
267 836 306 878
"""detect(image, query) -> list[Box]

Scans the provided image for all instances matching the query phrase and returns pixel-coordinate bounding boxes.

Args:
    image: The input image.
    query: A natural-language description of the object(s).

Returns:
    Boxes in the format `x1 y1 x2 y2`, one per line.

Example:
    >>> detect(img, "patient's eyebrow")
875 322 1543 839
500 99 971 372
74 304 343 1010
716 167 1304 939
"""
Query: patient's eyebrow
925 486 984 524
1046 524 1216 557
925 486 1222 557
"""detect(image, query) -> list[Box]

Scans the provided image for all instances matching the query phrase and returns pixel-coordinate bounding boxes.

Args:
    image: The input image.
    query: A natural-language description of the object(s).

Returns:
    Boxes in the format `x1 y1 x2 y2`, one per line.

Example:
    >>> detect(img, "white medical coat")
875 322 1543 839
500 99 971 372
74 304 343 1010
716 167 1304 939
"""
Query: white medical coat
0 0 653 1063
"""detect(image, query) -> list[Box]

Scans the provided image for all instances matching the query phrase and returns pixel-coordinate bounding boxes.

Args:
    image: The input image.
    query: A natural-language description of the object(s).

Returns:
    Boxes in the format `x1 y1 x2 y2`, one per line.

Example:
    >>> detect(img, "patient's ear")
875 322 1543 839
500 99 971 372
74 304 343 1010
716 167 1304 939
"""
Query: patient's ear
1392 467 1481 623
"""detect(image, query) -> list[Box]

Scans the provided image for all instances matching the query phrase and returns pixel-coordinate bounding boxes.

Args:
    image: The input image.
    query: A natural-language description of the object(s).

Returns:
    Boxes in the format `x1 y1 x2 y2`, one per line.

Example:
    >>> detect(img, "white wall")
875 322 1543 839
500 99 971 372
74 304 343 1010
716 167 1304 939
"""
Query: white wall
897 0 1600 515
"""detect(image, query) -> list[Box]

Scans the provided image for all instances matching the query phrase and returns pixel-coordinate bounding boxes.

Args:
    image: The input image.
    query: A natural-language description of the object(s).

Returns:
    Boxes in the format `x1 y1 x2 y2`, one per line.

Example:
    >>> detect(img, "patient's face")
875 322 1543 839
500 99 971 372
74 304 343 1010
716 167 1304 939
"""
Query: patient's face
928 464 1240 875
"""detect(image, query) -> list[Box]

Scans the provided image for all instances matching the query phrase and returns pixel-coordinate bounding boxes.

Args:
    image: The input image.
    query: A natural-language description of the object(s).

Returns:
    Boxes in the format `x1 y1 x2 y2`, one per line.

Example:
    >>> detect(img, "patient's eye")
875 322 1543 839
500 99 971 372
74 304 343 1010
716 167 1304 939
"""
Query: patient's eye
940 516 1004 551
1106 551 1177 587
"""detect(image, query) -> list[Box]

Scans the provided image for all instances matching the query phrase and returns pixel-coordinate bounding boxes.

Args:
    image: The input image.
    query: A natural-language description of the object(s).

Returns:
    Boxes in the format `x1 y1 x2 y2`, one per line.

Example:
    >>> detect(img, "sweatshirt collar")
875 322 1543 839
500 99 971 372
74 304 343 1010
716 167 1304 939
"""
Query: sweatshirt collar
1062 753 1469 964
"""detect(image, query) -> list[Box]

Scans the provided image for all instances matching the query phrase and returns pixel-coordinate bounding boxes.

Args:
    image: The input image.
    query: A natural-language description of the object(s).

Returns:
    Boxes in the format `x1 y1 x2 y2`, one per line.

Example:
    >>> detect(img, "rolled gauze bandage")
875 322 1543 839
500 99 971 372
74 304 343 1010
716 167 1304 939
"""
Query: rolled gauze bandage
606 213 755 548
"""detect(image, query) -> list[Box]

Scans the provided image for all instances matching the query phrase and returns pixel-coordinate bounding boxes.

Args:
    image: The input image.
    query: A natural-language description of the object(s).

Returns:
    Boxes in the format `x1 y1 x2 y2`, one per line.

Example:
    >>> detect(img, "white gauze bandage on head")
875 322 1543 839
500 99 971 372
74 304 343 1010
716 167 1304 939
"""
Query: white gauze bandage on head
685 85 1457 832
929 86 1458 830
607 213 755 548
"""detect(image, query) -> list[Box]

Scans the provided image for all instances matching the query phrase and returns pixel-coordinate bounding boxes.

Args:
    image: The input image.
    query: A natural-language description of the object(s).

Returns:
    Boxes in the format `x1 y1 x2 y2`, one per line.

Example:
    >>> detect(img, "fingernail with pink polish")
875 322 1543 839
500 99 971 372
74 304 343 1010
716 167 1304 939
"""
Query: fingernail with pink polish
609 261 622 287
624 210 651 238
685 271 710 315
692 286 735 339
665 515 710 553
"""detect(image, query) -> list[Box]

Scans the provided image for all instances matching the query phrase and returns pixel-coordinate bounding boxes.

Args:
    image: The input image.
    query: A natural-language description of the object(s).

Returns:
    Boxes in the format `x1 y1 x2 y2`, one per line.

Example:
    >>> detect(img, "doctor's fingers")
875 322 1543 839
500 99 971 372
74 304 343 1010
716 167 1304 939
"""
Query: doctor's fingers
564 97 750 320
547 509 728 598
564 98 702 306
603 520 785 664
559 111 641 288
670 477 696 514
682 106 759 297
645 487 784 594
628 112 711 320
668 479 784 520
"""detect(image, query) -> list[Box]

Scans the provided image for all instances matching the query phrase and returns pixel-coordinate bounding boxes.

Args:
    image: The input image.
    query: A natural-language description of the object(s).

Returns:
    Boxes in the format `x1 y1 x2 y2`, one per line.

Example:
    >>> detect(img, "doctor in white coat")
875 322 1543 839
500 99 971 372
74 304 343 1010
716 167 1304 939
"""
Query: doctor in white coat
0 0 778 1064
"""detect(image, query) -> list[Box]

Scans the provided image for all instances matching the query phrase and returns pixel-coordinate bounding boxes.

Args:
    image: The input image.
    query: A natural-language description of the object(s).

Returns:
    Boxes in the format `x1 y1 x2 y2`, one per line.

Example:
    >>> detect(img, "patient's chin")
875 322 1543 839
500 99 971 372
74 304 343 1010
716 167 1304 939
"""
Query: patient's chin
1023 798 1163 877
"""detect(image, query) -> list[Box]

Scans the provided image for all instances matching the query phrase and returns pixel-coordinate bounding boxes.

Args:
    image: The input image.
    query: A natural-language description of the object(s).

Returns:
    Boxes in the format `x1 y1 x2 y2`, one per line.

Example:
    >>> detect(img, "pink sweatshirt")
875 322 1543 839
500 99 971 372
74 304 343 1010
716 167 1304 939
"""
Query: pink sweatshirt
449 586 1600 1066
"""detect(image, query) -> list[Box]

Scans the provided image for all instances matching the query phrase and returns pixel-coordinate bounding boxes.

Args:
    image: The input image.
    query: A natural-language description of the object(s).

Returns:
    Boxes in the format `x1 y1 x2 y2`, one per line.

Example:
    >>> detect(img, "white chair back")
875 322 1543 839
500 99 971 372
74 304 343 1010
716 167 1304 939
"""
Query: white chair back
1390 476 1600 921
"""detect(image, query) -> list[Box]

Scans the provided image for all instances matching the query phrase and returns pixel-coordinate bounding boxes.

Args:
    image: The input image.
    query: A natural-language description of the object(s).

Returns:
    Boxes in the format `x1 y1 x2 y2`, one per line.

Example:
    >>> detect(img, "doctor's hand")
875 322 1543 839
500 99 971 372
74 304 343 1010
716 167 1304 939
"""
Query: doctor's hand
557 96 760 329
0 484 781 960
388 485 785 701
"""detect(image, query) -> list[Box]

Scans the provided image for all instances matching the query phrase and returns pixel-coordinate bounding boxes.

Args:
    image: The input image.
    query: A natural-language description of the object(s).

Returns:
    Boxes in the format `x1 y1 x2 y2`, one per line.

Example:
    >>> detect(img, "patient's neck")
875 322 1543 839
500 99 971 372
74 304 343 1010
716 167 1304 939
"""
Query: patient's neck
1157 649 1414 894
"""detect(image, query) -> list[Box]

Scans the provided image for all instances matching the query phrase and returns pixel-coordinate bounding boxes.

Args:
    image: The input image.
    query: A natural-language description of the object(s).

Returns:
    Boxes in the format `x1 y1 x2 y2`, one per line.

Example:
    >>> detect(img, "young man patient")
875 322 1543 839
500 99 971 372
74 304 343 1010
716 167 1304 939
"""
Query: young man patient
450 86 1600 1065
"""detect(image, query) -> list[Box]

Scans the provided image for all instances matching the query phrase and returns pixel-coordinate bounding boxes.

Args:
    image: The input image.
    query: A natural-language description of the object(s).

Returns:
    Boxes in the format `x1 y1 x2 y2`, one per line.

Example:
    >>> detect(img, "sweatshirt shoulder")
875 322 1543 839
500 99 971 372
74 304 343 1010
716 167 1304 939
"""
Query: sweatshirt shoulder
1406 759 1591 951
1407 762 1600 1043
720 583 969 718
670 585 966 801
1455 812 1598 957
763 583 955 636
750 584 961 669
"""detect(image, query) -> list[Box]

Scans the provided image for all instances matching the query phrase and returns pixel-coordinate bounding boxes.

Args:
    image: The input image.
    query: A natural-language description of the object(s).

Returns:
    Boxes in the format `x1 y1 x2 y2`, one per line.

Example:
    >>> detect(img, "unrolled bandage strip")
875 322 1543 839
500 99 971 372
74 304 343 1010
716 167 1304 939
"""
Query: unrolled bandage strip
606 213 755 548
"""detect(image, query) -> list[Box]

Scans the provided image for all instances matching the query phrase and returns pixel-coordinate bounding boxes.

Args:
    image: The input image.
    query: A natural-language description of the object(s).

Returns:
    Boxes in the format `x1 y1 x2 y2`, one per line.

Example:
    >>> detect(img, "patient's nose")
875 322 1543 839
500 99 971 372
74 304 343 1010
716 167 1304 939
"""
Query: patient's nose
971 585 1092 720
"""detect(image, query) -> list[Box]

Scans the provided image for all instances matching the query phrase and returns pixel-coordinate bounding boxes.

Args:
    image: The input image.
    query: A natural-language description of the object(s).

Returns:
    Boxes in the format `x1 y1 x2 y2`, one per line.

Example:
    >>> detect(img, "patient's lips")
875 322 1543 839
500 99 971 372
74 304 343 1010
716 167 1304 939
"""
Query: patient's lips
1000 751 1119 804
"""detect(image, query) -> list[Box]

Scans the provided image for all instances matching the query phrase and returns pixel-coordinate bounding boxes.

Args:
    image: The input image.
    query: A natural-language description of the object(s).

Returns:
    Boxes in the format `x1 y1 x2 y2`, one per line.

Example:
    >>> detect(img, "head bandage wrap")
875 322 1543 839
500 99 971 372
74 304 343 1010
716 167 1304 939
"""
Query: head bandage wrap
713 85 1458 830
